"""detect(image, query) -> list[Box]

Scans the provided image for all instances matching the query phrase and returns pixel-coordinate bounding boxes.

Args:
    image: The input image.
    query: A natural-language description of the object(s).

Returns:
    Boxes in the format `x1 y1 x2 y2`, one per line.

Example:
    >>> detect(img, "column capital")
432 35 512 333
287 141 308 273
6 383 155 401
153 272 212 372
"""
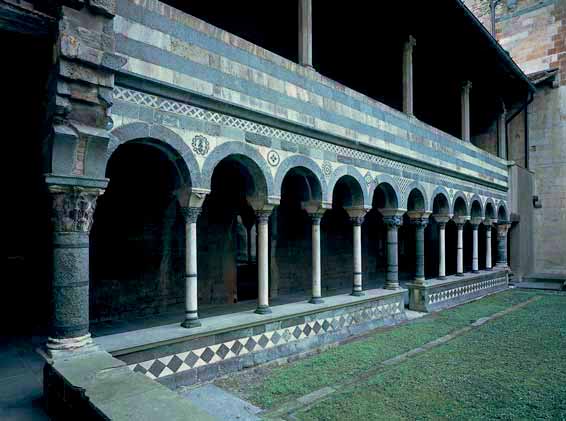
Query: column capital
350 215 365 226
496 221 510 236
383 215 402 228
48 184 104 233
404 35 417 51
346 207 369 226
175 187 209 209
310 213 325 225
180 207 202 224
453 215 468 228
410 217 429 228
462 80 473 91
256 209 273 225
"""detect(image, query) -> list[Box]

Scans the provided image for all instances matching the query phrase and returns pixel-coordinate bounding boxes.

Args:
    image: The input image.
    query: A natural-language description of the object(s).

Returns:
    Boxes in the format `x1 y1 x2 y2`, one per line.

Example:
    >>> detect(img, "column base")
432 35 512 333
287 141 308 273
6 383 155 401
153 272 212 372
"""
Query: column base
456 272 465 277
350 290 365 297
43 334 99 361
485 267 492 271
46 333 93 351
309 297 324 304
437 275 446 280
413 277 426 286
181 319 202 329
385 283 400 290
472 270 480 274
255 305 272 315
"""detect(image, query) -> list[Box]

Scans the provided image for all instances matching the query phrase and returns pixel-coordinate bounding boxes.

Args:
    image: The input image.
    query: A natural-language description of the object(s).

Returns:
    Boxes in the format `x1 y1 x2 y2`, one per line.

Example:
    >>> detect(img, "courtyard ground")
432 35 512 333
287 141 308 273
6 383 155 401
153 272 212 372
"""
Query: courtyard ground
213 289 566 420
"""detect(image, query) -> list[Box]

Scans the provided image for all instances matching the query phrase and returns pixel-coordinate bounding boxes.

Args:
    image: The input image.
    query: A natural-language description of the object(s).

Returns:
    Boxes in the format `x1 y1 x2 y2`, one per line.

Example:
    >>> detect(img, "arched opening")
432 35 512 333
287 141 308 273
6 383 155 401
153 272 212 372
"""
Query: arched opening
323 175 365 291
274 167 323 297
406 188 429 281
485 201 496 266
452 196 469 273
199 155 268 305
470 200 484 270
90 141 188 322
431 192 450 277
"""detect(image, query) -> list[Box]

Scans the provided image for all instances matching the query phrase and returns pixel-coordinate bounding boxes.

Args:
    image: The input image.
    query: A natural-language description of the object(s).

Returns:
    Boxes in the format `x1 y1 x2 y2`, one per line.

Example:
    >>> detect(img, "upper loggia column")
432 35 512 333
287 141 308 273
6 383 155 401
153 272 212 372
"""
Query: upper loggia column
496 222 510 268
434 216 449 279
454 218 466 276
403 35 417 116
347 208 368 296
180 207 202 328
255 209 273 314
461 80 472 142
471 218 483 273
409 212 430 285
298 0 313 69
498 103 507 159
309 212 325 304
484 219 493 270
382 210 404 290
47 184 103 354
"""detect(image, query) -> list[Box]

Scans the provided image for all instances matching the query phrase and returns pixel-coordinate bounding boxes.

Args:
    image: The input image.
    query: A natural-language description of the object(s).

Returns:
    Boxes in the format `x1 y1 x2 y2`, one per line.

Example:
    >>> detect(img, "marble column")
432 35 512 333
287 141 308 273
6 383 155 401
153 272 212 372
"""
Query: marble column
180 207 202 328
309 213 324 304
298 0 313 69
496 222 510 268
498 105 507 159
485 221 493 270
461 80 472 142
350 215 365 296
47 184 103 352
255 210 272 314
403 35 417 116
437 221 447 279
472 222 480 273
411 216 428 285
383 215 402 290
456 222 465 276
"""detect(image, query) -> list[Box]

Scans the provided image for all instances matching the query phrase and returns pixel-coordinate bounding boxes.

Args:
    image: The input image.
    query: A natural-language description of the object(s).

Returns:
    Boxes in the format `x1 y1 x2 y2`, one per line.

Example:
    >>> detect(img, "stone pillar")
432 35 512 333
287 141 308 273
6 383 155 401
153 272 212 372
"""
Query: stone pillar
383 215 402 290
298 0 313 69
496 222 510 268
498 104 507 159
456 222 465 276
309 213 324 304
403 35 417 116
472 222 480 273
434 216 449 280
255 210 272 314
461 81 472 142
410 216 428 285
47 185 103 352
180 207 202 328
350 215 365 296
485 221 493 270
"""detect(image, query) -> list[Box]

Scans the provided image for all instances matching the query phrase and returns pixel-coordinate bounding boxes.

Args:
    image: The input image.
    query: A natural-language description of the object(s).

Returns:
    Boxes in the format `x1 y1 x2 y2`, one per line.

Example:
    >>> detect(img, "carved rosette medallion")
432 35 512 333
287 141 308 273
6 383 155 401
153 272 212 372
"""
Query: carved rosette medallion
267 150 280 167
321 161 332 178
192 135 210 156
49 185 103 233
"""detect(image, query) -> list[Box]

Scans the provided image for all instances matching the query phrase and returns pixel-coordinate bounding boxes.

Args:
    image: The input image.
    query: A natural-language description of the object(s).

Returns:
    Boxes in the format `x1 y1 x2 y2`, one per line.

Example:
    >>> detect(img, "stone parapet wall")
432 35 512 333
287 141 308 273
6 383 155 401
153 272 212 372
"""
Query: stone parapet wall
407 270 509 312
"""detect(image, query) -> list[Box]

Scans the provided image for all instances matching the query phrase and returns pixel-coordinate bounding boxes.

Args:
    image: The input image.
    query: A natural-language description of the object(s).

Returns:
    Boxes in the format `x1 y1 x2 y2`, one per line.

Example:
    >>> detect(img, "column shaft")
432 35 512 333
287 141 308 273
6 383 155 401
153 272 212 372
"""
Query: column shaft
181 208 201 328
309 215 323 303
457 224 464 276
438 223 446 279
496 223 509 267
461 81 472 142
412 219 427 284
498 110 507 159
403 36 416 116
472 225 479 273
384 216 401 290
351 220 364 296
298 0 313 68
486 225 492 270
255 211 271 314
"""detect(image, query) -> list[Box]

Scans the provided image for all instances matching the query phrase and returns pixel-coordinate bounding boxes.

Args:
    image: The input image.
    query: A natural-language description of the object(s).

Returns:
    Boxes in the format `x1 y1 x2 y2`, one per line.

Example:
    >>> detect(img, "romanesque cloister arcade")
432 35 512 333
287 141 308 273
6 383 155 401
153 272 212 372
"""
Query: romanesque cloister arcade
88 130 512 329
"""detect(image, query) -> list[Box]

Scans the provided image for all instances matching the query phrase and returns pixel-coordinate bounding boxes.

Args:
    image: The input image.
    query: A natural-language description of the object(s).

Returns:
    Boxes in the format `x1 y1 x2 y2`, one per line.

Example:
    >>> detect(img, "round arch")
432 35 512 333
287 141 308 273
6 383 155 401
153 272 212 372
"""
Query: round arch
470 195 483 218
431 186 451 215
327 166 370 206
484 198 496 220
497 201 509 221
405 182 429 211
274 155 327 202
451 191 469 216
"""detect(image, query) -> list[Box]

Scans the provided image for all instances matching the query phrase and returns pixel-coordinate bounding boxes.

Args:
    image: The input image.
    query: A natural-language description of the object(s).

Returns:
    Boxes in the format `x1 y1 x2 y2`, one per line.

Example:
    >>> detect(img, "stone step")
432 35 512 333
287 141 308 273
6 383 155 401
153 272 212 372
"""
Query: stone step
515 282 565 291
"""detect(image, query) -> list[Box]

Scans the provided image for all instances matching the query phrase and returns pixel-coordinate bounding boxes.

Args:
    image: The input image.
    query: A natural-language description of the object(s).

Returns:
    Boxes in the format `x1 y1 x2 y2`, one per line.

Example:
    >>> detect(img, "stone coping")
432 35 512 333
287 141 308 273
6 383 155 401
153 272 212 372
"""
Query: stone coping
96 288 405 355
407 269 508 289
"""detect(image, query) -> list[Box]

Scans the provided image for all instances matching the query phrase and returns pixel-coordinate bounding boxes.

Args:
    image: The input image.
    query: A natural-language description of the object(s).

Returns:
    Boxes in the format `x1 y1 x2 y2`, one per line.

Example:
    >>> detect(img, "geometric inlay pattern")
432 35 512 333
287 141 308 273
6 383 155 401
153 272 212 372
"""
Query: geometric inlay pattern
127 300 403 379
427 276 507 305
113 86 506 202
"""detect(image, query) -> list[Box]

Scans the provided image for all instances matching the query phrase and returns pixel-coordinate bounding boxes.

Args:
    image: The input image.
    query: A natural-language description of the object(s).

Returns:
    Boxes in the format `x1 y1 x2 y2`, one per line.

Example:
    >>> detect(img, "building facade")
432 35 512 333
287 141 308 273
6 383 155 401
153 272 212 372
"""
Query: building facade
2 0 560 417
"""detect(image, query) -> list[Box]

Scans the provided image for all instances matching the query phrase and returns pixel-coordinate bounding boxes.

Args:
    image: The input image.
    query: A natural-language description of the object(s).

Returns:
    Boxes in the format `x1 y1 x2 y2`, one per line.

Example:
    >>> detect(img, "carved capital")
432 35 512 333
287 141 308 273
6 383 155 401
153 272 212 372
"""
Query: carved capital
438 222 447 229
49 185 103 233
456 222 465 229
180 207 201 224
383 215 402 229
497 222 510 237
410 217 428 228
310 213 324 225
350 215 365 226
404 35 417 51
256 210 272 225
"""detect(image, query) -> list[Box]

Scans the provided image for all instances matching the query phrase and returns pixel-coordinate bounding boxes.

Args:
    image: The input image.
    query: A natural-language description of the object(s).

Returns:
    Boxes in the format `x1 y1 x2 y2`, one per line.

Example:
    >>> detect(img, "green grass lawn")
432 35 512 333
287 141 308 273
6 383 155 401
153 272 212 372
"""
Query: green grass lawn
216 290 566 420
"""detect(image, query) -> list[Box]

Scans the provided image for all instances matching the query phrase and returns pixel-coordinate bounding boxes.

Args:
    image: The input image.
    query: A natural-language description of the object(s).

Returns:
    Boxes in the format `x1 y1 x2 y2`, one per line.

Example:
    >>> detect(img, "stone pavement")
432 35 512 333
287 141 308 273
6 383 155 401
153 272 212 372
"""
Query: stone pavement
0 336 48 420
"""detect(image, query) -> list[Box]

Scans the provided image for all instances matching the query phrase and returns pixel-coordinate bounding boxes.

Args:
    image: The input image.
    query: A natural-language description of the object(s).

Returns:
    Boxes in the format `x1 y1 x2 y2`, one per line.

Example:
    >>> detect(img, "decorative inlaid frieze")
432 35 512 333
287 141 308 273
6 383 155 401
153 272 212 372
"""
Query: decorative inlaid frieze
127 299 403 380
113 86 506 202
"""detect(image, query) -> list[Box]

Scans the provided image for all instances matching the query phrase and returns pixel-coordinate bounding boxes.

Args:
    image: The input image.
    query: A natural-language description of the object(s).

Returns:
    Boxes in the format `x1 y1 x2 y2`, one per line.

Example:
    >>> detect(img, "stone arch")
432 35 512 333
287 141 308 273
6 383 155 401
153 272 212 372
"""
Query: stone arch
431 186 450 215
497 201 509 221
274 155 327 202
202 141 275 202
484 198 496 220
405 182 429 211
370 174 402 208
470 195 483 218
327 166 369 207
451 191 469 216
373 182 401 210
109 122 202 188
